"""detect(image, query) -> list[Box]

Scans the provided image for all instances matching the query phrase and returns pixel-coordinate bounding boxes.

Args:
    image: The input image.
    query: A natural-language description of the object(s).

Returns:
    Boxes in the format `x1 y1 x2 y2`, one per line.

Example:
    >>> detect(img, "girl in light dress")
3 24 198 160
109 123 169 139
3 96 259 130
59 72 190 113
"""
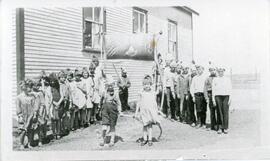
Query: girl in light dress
81 67 94 126
135 75 161 146
73 69 87 129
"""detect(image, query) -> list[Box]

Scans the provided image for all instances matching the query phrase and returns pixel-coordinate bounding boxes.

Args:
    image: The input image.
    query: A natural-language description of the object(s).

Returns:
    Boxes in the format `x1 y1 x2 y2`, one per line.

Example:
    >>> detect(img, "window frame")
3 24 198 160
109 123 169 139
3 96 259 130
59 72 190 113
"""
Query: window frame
82 7 105 52
133 7 148 34
168 19 178 59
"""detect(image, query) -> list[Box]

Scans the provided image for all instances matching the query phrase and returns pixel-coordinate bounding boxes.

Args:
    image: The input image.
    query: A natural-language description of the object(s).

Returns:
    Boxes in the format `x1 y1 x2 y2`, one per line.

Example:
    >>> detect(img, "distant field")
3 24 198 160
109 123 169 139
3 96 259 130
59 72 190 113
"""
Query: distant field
231 74 260 89
230 74 260 110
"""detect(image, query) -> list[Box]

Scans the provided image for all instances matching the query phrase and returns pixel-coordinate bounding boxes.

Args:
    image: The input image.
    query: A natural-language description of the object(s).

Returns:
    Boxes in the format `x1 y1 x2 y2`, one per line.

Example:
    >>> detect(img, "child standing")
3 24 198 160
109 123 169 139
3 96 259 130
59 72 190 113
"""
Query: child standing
32 80 47 147
49 73 62 140
16 79 37 149
212 67 232 134
81 67 94 127
99 84 122 147
58 71 70 134
65 70 77 131
135 75 160 146
74 69 86 128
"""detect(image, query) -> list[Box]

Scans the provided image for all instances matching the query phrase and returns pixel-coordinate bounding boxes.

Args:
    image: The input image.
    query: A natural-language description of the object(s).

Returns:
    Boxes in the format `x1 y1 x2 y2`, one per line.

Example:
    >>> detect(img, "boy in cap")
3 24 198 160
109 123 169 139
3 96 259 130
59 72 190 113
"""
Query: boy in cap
204 65 219 131
162 58 176 120
117 67 131 112
176 64 186 122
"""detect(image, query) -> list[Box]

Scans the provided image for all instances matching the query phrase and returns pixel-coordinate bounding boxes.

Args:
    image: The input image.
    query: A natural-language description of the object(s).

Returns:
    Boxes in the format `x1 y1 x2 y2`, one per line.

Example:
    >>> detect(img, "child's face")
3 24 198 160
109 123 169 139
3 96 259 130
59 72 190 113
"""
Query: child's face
143 83 151 91
75 75 81 81
89 67 95 74
32 84 40 92
25 86 32 94
67 75 73 82
209 69 216 76
217 70 224 77
109 91 114 96
59 76 66 83
83 72 89 78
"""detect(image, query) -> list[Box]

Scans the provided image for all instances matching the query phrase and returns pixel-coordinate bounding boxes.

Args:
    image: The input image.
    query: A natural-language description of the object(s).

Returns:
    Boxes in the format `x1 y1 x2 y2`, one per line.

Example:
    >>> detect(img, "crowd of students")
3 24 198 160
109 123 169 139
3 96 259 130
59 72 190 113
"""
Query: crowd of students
16 54 232 149
16 56 120 149
154 53 232 135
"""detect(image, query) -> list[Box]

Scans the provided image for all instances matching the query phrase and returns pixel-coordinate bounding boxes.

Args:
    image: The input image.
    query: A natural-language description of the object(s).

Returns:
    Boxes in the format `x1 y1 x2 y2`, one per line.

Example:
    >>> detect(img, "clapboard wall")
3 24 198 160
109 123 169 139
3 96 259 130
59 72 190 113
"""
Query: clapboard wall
13 7 194 118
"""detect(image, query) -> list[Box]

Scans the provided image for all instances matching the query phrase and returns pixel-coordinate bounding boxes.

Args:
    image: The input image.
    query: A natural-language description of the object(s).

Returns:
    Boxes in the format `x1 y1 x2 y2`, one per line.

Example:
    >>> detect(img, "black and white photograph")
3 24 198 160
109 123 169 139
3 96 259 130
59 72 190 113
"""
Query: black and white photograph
1 0 270 160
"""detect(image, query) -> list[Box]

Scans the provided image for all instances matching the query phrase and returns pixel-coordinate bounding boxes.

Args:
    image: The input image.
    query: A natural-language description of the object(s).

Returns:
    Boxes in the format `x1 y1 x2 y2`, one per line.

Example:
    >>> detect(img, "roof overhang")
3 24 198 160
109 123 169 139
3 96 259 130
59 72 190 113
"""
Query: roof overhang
175 6 199 16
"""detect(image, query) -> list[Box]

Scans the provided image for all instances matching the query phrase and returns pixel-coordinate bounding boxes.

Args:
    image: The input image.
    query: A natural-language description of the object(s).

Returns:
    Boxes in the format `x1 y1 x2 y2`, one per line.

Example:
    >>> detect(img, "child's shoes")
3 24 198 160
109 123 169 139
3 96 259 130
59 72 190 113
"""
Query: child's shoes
148 140 153 146
109 142 115 147
140 140 148 146
27 143 33 149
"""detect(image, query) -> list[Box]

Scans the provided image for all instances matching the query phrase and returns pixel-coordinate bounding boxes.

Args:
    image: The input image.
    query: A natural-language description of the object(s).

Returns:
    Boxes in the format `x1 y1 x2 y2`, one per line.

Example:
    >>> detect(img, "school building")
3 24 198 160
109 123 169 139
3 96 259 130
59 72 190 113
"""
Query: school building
12 6 198 117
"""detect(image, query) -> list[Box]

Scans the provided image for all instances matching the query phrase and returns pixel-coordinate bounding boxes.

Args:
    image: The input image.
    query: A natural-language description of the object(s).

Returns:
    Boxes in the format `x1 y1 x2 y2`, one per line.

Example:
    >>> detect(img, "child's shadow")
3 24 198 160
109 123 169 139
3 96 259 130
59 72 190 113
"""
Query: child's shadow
135 137 159 143
104 135 124 144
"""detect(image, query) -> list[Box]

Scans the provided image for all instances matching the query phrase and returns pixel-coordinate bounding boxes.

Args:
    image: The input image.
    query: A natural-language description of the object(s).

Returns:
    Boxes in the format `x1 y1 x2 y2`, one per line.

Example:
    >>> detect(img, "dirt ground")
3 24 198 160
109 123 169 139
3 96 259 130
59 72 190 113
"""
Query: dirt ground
13 88 270 159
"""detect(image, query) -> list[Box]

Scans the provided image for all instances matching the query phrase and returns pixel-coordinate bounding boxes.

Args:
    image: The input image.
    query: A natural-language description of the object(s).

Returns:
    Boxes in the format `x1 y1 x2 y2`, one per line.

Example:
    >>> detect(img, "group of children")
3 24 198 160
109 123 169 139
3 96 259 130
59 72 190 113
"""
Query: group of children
16 53 232 150
16 56 115 149
154 53 232 135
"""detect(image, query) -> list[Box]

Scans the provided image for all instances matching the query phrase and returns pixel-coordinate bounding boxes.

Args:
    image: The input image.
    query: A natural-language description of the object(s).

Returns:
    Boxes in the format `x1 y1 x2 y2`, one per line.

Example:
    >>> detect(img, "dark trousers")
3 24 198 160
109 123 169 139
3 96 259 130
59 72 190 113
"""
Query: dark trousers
215 95 229 130
156 91 162 108
207 91 221 129
163 87 176 119
184 93 196 124
119 88 129 111
194 92 207 126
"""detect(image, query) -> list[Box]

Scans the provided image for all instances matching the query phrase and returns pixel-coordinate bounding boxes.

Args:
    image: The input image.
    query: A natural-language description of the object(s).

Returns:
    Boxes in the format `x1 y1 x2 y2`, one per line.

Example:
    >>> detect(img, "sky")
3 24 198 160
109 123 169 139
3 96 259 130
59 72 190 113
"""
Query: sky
188 0 269 74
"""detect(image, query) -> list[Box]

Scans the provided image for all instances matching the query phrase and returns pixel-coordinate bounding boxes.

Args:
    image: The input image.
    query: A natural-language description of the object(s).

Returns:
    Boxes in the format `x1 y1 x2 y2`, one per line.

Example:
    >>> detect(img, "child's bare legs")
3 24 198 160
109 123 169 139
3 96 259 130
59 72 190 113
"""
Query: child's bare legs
51 119 56 138
19 130 26 149
109 131 115 147
27 129 34 148
70 110 75 130
141 126 148 146
100 125 110 146
90 105 96 124
86 109 91 125
147 124 153 146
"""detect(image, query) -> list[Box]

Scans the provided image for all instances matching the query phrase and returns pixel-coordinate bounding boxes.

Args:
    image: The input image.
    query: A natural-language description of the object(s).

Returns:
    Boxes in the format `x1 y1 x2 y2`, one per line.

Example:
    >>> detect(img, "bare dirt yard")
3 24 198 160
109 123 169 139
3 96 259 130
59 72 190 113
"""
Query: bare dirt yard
13 88 270 159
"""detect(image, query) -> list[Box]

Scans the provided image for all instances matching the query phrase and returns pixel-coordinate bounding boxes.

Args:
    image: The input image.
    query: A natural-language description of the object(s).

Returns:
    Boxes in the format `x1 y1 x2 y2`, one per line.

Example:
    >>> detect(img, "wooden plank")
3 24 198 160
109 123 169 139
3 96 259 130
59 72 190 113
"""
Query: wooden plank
16 8 25 94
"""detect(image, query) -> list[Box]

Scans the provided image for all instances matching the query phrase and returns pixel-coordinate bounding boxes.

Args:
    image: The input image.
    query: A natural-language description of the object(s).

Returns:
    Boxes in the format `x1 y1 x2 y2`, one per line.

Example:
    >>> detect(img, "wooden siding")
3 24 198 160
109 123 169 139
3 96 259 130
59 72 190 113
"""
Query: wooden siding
105 7 153 101
13 7 193 118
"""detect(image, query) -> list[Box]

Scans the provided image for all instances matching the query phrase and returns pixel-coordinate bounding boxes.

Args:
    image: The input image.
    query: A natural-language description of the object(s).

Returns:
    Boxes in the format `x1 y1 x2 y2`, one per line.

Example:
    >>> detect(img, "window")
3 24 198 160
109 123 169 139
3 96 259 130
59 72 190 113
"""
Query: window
168 20 177 57
83 7 104 51
133 7 147 33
